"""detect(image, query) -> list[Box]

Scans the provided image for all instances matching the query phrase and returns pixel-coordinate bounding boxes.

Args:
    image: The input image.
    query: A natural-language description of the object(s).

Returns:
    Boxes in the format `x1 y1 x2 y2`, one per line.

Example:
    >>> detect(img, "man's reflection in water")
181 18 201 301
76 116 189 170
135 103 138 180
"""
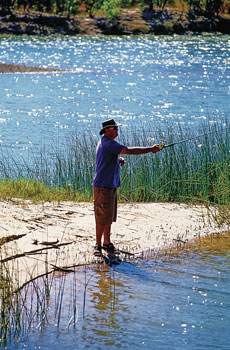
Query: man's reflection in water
84 265 128 343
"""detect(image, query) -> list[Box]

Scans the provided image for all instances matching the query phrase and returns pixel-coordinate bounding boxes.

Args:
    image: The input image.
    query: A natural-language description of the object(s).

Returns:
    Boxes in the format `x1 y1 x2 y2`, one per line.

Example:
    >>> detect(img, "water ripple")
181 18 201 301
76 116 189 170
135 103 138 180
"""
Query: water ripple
0 35 229 154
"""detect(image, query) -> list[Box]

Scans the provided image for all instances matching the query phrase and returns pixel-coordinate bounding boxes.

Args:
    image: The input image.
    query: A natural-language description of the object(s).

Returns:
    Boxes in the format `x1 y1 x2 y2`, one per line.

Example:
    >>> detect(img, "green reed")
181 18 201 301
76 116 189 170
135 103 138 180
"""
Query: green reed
0 122 229 206
119 122 230 205
0 261 80 348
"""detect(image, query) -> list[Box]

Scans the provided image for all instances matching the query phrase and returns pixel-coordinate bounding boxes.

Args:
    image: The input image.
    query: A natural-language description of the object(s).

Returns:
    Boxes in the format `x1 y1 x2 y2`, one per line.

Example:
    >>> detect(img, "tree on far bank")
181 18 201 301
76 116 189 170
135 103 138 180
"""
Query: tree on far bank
102 0 122 19
142 0 154 10
188 0 224 16
65 0 80 18
141 0 170 11
0 0 228 18
84 0 102 17
206 0 224 16
0 0 16 14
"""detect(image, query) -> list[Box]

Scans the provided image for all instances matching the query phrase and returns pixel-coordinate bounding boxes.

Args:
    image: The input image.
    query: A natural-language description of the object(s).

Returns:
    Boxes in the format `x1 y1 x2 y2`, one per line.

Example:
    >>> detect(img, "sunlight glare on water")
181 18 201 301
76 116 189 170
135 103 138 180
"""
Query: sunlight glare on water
0 35 229 154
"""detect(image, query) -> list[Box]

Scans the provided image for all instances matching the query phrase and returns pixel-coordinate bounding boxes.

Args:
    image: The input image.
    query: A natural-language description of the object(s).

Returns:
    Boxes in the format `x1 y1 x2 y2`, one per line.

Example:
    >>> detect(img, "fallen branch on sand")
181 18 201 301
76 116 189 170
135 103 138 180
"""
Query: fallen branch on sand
1 241 73 263
0 234 27 247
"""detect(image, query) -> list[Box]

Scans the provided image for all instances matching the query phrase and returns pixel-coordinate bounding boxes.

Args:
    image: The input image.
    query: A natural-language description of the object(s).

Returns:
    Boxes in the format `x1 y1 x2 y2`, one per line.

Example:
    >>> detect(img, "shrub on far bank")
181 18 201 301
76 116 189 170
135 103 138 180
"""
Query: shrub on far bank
0 0 229 20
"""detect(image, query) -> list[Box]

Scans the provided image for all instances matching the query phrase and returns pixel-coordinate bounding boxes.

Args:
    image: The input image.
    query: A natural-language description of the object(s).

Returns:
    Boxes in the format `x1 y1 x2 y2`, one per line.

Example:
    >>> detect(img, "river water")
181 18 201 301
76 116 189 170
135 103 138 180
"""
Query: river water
0 35 230 349
5 233 230 350
0 35 229 155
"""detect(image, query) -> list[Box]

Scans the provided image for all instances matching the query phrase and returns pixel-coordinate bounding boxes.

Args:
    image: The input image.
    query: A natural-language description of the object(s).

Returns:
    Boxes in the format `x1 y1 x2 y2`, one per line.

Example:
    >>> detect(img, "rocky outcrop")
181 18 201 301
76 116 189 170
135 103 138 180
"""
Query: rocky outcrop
140 7 230 34
216 16 230 33
0 13 80 35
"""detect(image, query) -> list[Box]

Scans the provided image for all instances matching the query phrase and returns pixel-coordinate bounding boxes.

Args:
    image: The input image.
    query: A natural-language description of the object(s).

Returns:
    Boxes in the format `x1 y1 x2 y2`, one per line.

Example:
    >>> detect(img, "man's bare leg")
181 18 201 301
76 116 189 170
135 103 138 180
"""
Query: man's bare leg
96 223 104 246
103 223 112 245
96 222 111 246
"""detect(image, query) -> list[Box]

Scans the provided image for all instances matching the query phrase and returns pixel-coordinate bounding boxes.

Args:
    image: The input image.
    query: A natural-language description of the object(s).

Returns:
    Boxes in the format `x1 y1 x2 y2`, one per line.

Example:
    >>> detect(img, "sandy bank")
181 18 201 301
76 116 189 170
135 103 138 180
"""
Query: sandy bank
0 62 67 73
0 200 226 288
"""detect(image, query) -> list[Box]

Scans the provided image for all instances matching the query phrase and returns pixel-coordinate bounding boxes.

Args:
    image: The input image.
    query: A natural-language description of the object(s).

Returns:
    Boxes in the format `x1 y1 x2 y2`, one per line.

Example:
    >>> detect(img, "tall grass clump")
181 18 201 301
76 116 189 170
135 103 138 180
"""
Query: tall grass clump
119 122 230 205
0 121 229 208
0 131 97 202
0 263 79 348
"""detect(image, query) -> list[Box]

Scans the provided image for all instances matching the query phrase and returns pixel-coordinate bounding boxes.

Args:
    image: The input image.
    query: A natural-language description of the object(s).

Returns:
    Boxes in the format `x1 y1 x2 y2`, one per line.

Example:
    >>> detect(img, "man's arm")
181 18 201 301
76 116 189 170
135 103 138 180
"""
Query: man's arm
120 144 161 155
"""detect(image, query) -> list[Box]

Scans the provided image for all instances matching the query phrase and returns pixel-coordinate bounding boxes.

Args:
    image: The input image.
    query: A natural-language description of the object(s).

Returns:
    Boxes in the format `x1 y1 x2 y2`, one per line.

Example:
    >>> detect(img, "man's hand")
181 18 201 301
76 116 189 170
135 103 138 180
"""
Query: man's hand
119 157 126 166
151 144 162 153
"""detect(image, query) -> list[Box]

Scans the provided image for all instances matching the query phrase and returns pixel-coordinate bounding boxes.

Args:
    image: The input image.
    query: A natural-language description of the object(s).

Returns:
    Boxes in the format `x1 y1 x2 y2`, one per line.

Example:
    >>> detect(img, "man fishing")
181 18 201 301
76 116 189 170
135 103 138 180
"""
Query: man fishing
93 119 162 256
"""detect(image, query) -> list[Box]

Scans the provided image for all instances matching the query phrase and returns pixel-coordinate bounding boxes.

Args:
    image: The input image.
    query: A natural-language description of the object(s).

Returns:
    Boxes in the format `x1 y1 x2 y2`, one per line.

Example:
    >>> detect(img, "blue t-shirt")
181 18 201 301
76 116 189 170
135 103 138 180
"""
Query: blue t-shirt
93 136 126 188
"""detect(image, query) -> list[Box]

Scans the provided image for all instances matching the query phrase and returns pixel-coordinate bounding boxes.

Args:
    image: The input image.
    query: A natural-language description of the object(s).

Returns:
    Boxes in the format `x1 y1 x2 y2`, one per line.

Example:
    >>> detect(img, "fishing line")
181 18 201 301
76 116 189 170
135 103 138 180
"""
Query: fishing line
159 126 229 149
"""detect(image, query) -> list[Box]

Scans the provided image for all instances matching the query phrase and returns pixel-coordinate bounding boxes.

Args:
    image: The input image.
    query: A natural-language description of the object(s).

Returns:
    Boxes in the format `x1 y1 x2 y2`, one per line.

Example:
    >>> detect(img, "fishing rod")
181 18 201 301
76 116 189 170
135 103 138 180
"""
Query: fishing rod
158 126 228 150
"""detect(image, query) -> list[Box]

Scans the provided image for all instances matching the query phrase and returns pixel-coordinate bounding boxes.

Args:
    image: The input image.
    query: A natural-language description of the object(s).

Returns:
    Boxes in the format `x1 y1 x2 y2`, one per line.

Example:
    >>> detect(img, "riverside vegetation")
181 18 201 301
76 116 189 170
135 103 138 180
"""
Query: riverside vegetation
0 262 80 347
0 0 230 35
0 122 229 216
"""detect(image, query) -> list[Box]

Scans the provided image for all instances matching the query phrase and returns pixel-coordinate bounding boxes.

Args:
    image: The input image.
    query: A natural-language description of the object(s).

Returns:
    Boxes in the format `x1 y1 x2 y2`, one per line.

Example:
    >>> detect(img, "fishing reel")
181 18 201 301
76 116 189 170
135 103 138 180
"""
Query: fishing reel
159 142 165 150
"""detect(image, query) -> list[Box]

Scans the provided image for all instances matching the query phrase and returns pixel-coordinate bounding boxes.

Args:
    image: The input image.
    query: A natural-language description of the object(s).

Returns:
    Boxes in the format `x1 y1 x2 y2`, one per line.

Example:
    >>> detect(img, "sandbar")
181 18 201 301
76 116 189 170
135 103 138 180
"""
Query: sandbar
0 62 66 73
0 200 226 288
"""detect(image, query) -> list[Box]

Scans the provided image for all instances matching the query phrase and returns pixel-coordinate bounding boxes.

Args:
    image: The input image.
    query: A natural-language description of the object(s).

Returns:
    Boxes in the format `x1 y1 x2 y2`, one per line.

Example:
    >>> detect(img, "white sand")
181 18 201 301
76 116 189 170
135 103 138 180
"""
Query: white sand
0 200 226 288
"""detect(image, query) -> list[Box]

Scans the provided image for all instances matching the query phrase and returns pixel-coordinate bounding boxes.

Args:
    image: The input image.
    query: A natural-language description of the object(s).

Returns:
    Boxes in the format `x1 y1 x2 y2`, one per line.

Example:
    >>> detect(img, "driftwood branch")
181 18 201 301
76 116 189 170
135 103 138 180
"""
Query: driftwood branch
0 234 27 247
0 242 73 263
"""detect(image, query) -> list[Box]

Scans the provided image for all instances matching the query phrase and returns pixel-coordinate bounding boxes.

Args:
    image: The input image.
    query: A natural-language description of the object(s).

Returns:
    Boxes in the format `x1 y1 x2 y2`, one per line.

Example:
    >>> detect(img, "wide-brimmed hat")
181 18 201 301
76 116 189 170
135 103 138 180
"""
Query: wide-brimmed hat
99 119 121 135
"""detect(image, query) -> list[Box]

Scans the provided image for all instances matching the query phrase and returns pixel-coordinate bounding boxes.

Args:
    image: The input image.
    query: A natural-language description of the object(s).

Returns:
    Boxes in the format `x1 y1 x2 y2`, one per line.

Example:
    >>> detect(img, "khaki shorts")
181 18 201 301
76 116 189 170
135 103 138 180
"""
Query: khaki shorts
93 187 117 225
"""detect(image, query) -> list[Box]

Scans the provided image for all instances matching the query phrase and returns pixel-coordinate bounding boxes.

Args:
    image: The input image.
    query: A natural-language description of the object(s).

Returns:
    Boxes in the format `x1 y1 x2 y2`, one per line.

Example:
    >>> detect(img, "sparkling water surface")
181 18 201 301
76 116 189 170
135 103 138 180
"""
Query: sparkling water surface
0 35 229 154
6 234 230 350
